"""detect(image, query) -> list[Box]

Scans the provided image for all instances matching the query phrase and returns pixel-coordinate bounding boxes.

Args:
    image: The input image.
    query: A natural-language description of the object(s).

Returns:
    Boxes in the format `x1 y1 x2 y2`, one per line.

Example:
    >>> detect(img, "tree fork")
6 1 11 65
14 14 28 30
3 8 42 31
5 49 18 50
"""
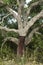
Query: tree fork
17 36 25 57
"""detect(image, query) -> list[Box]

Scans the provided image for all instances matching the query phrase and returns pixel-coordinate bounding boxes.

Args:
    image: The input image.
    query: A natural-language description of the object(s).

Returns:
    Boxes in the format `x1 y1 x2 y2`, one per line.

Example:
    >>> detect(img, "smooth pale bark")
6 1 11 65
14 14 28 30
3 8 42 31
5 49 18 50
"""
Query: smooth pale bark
24 10 43 34
0 26 18 33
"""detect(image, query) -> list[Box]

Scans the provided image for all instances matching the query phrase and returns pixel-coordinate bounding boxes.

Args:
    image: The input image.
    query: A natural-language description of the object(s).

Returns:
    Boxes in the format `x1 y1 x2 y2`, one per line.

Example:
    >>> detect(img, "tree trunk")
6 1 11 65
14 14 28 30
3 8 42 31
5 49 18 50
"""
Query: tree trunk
17 36 25 57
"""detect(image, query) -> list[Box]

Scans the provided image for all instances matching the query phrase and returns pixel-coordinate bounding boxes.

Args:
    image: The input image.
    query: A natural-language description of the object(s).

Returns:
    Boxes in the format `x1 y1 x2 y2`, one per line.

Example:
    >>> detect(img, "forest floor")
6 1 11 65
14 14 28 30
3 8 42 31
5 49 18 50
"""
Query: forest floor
0 58 43 65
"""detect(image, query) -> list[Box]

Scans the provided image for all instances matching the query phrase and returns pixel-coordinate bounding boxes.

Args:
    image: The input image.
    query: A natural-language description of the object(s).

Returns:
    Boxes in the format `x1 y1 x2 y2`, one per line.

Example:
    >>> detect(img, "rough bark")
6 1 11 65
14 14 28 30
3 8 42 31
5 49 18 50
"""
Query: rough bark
24 10 43 34
17 36 25 57
0 26 18 33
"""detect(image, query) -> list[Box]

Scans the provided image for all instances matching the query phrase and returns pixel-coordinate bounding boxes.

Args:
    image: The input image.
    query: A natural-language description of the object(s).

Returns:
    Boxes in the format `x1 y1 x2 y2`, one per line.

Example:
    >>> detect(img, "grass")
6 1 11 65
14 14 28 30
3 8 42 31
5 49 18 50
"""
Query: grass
0 59 43 65
0 59 16 65
0 42 43 65
0 55 43 65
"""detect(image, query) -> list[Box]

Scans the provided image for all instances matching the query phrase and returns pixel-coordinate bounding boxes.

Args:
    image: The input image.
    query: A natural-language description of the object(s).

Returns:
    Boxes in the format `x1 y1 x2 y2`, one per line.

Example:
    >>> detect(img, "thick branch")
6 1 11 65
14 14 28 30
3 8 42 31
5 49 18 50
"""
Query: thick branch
0 0 4 3
24 10 43 34
0 26 19 33
17 0 19 5
1 37 18 53
0 0 22 29
0 22 2 24
27 0 43 16
17 0 24 29
25 28 39 45
6 6 23 30
17 0 24 7
6 6 19 20
4 37 18 45
25 24 43 45
24 0 43 27
0 1 23 33
0 0 18 18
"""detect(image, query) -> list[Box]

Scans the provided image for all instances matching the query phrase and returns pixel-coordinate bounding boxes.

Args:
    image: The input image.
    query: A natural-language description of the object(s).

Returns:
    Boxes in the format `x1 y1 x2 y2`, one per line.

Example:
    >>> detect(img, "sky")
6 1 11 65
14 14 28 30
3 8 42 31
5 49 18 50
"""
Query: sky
24 0 32 8
26 0 32 4
7 0 32 24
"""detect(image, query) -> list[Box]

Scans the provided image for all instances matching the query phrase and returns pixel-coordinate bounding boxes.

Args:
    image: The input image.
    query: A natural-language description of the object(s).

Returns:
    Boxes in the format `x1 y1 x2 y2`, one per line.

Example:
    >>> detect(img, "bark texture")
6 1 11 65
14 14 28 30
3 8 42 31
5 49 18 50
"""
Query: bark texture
17 36 25 57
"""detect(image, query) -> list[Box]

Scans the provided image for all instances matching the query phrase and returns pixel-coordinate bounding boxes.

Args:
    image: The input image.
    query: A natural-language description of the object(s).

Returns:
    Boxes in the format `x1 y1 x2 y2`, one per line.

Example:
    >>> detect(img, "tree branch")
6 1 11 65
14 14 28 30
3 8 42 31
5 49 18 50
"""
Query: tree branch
6 6 23 30
35 32 42 35
1 13 12 25
17 0 20 6
0 22 2 24
25 28 39 45
25 24 43 45
24 10 43 34
0 0 4 3
1 37 18 53
0 0 23 29
24 0 43 27
17 0 24 29
0 26 19 33
6 6 19 20
0 0 19 18
26 0 43 16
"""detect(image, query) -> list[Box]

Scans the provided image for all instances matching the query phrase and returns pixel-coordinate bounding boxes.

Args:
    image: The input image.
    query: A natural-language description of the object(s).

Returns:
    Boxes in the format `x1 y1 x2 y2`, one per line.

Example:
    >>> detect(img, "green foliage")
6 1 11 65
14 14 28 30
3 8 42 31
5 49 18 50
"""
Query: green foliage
26 33 43 63
30 5 41 17
0 0 43 64
32 0 40 3
3 0 17 5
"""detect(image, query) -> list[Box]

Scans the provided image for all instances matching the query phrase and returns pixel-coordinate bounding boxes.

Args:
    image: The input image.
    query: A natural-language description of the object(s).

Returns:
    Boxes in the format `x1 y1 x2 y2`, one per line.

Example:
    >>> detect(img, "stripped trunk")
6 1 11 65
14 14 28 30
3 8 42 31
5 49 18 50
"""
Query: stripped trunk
17 36 25 57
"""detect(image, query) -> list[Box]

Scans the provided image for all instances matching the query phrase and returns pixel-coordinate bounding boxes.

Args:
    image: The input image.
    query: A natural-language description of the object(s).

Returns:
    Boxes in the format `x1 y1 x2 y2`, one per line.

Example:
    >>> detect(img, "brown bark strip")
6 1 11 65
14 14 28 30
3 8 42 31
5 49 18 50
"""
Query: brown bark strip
17 36 25 57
